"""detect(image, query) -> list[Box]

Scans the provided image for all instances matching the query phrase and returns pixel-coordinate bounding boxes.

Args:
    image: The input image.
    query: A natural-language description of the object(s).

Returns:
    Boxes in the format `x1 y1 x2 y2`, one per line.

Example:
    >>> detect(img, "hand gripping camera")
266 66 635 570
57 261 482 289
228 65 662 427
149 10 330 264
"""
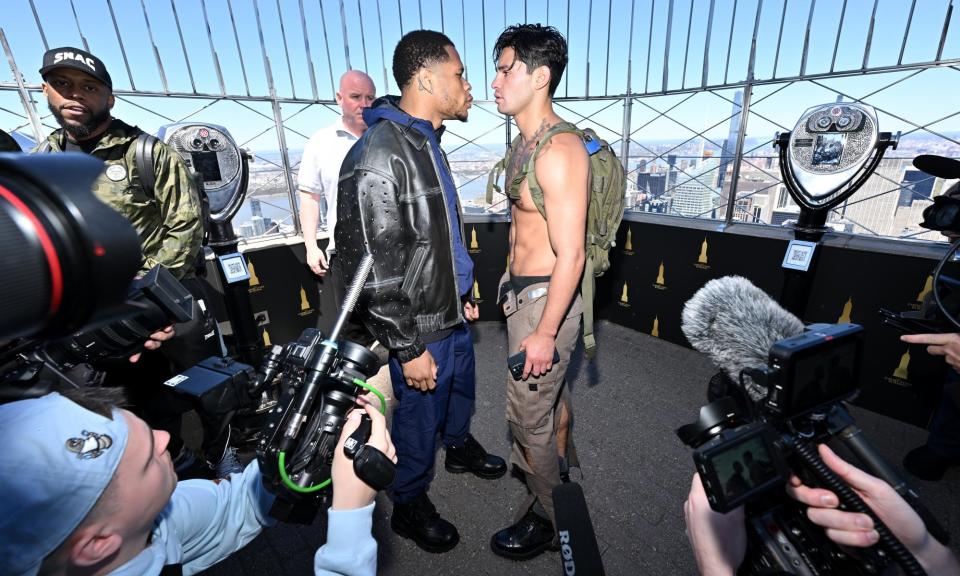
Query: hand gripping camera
679 323 946 575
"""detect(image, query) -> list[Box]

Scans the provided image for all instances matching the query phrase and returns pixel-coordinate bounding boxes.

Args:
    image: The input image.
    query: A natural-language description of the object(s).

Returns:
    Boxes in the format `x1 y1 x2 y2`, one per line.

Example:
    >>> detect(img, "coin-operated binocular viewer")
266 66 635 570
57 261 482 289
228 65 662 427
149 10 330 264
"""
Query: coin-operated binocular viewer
774 103 899 318
157 122 262 366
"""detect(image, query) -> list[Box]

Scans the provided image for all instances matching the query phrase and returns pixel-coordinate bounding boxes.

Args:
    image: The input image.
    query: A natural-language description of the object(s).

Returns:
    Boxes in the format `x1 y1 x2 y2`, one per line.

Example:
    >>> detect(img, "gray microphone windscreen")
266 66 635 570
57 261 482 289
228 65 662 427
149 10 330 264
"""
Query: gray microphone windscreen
681 276 804 400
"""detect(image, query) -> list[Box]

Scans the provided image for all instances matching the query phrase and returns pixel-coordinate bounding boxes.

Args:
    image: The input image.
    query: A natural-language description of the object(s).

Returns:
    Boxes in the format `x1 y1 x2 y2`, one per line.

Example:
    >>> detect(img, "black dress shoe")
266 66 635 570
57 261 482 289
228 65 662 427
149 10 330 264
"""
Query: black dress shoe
490 508 558 560
391 492 460 553
904 444 960 481
445 434 507 479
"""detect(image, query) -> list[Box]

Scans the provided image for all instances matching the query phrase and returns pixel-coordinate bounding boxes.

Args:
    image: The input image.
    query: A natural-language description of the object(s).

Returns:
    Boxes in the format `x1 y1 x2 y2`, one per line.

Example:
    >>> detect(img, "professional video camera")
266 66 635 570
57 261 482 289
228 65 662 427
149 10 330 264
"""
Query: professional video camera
678 276 948 575
165 254 393 524
0 153 205 402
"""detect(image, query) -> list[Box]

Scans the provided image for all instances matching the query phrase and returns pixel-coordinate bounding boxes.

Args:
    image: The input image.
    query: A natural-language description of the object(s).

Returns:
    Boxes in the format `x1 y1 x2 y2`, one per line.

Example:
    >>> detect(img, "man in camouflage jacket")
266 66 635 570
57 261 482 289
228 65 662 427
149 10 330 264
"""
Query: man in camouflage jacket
35 46 234 478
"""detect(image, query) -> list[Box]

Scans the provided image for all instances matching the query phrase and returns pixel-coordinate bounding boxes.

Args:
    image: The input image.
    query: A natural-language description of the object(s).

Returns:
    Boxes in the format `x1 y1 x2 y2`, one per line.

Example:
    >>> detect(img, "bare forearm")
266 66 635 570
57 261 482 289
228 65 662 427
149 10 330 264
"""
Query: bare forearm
299 191 320 246
535 250 584 337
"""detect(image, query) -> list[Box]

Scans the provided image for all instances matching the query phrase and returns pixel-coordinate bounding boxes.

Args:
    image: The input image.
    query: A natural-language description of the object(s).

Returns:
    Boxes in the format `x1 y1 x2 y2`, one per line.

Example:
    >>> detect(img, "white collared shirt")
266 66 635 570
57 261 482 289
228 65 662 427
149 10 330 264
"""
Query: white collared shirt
298 118 360 254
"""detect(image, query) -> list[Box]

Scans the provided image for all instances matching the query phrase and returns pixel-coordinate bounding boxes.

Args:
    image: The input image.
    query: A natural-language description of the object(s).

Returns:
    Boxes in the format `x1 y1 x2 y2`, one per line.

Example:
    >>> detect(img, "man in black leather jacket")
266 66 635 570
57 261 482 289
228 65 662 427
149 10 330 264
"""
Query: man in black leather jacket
335 30 507 554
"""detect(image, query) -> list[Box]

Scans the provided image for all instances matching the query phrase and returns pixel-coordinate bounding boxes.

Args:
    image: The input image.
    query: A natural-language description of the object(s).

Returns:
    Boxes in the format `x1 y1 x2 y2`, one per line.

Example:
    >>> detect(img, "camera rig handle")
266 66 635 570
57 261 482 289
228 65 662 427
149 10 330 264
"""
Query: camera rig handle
826 406 950 546
793 440 927 576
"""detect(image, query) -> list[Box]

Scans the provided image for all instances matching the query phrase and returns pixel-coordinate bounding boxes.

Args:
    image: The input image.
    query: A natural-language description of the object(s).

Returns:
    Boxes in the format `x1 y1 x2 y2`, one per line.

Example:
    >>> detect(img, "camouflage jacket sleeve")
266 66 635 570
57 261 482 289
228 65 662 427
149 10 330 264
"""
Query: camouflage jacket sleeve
144 140 203 277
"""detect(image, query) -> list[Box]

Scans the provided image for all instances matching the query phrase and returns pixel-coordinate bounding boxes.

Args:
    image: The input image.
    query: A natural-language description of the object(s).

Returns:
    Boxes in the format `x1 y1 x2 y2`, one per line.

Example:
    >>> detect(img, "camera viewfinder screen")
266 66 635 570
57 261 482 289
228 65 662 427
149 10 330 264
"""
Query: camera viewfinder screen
711 434 779 502
789 338 858 415
811 133 845 167
191 151 222 183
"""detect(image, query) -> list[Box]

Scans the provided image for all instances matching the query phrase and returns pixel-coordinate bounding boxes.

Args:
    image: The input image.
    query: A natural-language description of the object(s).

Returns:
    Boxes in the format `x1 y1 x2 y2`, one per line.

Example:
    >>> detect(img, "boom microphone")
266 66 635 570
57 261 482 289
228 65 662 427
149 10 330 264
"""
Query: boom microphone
681 276 804 401
553 482 604 576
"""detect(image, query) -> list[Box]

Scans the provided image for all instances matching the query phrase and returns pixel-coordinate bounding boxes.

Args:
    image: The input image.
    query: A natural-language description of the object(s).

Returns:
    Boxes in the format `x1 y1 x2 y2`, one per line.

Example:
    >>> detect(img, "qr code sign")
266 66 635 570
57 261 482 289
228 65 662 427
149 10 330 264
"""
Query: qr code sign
228 261 243 275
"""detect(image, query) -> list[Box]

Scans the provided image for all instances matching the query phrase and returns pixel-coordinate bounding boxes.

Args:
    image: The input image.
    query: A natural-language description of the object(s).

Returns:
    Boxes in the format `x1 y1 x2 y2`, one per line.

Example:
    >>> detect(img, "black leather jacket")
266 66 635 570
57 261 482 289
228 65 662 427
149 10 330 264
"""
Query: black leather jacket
335 97 464 363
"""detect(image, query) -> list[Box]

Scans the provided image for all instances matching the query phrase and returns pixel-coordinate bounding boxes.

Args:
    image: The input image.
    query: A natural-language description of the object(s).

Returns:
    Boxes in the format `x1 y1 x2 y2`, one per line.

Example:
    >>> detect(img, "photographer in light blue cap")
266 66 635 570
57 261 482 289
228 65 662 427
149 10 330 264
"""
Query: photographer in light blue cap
0 389 393 576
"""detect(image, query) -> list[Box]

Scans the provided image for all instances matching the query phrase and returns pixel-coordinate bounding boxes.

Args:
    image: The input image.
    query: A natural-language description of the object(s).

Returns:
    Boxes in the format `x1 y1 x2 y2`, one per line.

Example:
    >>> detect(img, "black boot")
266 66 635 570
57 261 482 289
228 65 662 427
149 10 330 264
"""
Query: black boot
491 508 558 560
391 492 460 553
445 434 507 479
903 444 960 481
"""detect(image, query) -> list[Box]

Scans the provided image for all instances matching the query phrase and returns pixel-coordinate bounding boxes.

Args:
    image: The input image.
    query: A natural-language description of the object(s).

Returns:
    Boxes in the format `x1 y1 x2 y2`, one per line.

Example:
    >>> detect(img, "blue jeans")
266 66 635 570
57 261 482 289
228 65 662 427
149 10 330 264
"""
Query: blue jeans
388 323 476 503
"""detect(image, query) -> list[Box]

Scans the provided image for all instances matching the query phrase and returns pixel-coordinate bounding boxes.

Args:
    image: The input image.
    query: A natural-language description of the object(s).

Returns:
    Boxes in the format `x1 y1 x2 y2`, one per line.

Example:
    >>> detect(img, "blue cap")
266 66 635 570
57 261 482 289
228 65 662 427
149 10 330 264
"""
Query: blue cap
0 393 128 575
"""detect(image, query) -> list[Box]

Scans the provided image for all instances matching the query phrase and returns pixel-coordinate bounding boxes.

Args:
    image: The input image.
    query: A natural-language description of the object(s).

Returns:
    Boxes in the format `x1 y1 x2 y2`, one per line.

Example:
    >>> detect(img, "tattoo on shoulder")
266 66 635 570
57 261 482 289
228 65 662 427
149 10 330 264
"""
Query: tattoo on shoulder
505 118 553 188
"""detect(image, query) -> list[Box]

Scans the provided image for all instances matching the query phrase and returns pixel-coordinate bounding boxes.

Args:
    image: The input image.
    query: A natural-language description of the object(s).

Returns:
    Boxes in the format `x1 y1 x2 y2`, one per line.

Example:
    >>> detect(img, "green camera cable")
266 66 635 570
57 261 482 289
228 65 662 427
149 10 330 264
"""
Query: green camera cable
278 378 387 493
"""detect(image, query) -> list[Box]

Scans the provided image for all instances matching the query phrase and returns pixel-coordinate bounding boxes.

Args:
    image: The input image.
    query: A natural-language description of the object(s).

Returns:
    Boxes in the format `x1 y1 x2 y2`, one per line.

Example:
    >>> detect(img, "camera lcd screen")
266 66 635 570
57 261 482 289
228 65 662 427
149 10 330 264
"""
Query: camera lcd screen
811 133 845 167
190 151 222 183
695 424 787 513
711 434 779 502
788 337 858 416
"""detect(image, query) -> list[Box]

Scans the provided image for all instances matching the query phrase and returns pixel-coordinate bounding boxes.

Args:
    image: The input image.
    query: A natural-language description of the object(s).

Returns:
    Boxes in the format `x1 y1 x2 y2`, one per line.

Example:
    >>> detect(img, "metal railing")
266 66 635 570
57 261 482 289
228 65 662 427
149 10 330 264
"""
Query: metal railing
2 0 958 243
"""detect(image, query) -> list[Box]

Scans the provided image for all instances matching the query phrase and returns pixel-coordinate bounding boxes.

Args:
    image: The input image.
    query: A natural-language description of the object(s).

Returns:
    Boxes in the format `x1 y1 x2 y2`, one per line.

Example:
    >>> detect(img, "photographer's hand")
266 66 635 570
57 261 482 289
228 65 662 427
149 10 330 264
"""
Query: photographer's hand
787 444 960 575
901 332 960 370
129 325 175 363
684 473 747 576
331 402 396 511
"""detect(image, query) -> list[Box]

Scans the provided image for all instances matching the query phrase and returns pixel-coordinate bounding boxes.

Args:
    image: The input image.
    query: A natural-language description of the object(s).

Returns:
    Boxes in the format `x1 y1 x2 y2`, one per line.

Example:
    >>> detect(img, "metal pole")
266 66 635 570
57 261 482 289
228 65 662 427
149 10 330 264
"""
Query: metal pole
0 30 44 143
723 0 762 224
272 99 301 235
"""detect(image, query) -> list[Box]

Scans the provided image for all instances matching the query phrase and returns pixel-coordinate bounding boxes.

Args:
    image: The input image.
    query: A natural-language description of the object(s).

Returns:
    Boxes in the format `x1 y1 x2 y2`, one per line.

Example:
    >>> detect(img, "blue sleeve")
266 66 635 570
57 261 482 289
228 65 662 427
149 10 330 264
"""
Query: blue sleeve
313 503 377 576
166 460 277 575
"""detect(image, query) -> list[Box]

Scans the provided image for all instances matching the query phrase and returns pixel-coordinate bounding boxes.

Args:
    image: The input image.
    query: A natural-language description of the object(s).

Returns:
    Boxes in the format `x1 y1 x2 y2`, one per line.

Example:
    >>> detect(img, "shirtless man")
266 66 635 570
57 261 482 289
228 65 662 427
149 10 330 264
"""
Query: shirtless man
488 24 590 560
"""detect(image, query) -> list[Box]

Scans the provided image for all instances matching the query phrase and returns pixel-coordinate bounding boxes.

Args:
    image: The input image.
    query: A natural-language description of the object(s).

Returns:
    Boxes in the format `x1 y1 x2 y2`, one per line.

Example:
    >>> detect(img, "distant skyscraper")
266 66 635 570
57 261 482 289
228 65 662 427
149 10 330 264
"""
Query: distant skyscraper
898 169 935 207
717 90 743 193
251 198 263 218
638 173 667 197
638 159 648 173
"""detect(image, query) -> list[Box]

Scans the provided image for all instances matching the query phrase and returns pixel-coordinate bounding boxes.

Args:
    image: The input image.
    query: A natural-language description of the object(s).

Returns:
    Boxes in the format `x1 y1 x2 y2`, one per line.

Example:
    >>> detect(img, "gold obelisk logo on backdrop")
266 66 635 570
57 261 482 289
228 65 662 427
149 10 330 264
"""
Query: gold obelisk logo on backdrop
262 329 272 347
299 286 310 311
892 349 911 381
247 260 263 293
651 316 660 337
838 297 853 323
694 237 711 270
917 275 933 302
653 261 666 290
623 227 634 254
469 227 480 253
618 282 630 307
473 280 482 302
298 286 314 316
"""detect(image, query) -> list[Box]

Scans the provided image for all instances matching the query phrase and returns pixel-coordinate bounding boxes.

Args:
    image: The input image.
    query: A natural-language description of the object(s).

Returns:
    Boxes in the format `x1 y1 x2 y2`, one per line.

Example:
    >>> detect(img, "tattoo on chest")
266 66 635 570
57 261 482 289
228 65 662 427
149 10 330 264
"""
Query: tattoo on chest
505 118 553 199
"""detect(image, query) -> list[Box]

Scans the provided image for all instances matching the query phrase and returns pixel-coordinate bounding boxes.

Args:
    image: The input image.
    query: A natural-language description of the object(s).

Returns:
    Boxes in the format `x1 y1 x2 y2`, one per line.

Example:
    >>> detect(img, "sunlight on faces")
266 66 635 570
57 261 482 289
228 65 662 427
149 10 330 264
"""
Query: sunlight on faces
42 68 114 139
491 47 537 117
336 70 376 134
432 45 472 122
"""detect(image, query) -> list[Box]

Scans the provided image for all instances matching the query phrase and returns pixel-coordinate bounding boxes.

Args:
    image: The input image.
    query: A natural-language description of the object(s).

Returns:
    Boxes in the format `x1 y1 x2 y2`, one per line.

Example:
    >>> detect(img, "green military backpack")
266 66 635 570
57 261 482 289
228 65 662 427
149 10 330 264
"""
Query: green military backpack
486 121 626 360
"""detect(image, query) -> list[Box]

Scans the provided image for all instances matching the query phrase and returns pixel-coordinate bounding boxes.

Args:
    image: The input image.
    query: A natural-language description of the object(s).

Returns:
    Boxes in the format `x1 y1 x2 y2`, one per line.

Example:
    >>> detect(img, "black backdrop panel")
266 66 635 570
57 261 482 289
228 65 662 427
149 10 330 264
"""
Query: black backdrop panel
202 221 947 428
804 246 946 427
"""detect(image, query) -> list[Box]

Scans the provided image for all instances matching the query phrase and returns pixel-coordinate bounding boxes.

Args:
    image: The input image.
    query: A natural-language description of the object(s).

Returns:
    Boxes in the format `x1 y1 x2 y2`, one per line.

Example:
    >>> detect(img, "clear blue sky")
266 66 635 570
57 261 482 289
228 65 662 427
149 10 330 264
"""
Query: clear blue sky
2 0 960 153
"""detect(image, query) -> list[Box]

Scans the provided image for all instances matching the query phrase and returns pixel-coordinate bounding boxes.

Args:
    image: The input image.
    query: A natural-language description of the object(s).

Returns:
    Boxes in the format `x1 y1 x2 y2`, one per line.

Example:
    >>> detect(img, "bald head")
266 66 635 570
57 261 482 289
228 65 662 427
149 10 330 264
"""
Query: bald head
337 70 376 136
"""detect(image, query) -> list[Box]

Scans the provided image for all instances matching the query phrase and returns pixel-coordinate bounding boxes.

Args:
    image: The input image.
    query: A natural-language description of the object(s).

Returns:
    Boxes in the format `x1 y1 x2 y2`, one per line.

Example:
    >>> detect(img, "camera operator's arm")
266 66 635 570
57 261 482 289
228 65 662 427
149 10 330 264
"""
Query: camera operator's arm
787 444 960 575
683 473 747 576
314 401 396 576
901 332 960 370
128 325 175 363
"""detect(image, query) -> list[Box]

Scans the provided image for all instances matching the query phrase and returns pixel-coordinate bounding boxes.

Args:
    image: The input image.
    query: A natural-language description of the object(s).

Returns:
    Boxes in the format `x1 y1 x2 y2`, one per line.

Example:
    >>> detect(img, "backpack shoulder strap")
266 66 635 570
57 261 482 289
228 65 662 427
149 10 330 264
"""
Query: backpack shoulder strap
525 121 582 219
486 133 523 206
35 139 52 153
135 132 158 200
